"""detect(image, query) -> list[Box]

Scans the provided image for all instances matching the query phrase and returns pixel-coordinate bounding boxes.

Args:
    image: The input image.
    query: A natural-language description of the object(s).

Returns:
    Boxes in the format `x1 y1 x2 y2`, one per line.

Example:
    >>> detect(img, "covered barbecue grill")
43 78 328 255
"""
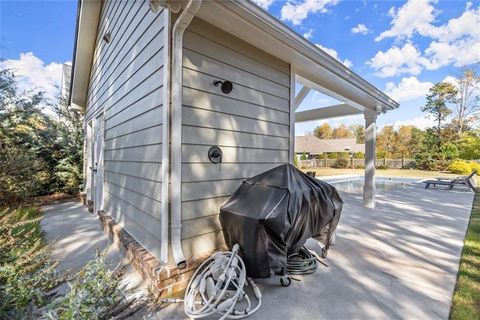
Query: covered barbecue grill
219 164 343 278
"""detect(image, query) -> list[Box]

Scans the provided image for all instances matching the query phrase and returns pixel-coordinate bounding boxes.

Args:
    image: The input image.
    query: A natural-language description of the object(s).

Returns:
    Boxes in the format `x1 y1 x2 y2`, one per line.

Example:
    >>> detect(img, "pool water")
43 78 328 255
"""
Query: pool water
324 177 417 193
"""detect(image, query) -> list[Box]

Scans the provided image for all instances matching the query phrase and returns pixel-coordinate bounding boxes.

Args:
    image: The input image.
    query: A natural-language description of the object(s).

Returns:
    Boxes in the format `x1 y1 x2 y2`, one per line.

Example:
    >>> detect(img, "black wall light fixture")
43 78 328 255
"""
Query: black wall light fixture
214 80 233 94
103 31 111 43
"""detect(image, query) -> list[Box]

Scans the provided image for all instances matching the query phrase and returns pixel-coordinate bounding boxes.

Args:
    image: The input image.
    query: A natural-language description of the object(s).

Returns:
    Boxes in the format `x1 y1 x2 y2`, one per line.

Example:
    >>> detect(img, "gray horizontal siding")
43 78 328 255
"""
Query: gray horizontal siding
180 18 291 259
85 0 166 263
104 161 162 182
185 19 289 84
104 182 162 220
104 126 163 150
182 145 289 163
183 87 289 124
104 144 162 162
182 163 281 183
182 126 290 150
104 193 163 260
183 68 289 113
182 106 289 137
181 230 224 260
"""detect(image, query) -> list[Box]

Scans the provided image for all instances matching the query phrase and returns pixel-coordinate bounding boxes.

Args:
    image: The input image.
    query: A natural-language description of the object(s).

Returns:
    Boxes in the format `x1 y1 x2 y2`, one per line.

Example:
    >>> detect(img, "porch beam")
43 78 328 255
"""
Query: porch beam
295 86 311 110
296 75 366 112
295 104 363 123
363 110 377 208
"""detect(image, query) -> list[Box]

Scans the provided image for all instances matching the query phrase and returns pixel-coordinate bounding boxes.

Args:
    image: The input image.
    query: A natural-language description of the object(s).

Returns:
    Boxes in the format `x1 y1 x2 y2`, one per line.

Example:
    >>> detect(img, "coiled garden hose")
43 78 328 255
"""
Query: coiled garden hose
286 247 319 275
163 244 262 319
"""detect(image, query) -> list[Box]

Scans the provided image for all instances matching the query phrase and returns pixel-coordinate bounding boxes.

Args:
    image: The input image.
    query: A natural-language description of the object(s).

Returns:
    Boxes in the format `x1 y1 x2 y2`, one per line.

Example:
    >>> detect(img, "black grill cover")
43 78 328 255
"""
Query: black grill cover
219 164 343 278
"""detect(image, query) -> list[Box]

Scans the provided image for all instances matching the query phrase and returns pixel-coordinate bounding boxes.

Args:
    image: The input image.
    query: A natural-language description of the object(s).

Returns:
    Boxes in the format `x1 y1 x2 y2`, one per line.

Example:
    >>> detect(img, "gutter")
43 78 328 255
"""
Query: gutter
68 0 82 108
169 0 202 267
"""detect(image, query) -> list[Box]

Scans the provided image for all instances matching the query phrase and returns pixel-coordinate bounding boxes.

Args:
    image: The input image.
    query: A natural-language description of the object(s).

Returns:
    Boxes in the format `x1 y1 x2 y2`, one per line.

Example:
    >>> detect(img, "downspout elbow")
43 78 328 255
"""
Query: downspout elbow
171 0 202 268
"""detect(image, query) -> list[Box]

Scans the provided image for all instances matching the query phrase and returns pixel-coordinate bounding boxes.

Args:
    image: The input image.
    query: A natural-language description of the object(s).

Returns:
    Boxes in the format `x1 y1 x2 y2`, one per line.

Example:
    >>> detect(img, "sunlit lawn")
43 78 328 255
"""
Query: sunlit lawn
450 188 480 320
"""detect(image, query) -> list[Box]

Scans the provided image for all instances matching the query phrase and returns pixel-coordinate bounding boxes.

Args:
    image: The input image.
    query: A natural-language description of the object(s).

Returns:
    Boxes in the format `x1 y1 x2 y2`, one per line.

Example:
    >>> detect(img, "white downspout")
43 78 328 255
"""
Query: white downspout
171 0 202 267
160 8 171 264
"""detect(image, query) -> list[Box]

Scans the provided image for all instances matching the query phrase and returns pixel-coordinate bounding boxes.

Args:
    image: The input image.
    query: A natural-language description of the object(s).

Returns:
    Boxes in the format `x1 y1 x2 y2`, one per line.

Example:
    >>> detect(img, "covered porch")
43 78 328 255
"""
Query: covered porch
292 74 393 208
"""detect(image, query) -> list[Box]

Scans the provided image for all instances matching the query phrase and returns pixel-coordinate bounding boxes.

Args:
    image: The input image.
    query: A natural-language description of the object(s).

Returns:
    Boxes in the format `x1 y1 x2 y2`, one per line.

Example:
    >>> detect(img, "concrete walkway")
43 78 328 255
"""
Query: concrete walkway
159 183 474 320
41 201 146 300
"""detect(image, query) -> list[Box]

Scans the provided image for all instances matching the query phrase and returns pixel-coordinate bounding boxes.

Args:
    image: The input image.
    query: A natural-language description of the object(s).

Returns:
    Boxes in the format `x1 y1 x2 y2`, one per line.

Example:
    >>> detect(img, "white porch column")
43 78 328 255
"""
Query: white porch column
363 110 377 208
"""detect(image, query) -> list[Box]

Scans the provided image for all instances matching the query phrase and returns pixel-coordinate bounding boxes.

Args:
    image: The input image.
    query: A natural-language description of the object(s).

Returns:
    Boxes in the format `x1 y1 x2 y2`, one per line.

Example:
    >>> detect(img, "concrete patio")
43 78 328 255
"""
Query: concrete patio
158 181 474 319
40 181 474 319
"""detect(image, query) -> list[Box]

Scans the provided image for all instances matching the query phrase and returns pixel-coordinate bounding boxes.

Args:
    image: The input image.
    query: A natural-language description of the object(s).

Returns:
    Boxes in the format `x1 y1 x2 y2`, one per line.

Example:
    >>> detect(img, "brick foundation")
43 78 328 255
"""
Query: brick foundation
96 210 223 298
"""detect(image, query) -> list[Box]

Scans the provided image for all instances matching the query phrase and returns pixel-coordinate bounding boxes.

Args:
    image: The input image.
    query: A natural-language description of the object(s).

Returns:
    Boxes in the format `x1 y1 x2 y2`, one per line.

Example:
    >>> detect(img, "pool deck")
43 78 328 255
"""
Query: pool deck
158 182 474 319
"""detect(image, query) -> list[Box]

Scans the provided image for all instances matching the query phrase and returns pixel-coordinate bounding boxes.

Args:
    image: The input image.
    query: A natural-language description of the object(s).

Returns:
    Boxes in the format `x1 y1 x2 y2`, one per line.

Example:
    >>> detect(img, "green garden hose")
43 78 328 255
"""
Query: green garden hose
287 247 319 275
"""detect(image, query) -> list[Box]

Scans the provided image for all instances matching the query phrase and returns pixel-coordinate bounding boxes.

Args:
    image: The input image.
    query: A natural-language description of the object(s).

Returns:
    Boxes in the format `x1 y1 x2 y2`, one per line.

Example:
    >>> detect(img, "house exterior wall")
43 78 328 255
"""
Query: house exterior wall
179 18 292 259
84 0 167 262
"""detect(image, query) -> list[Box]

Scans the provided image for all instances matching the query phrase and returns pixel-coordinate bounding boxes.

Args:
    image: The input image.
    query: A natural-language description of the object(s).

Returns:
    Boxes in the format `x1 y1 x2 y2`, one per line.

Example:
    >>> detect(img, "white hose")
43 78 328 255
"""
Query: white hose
164 244 262 319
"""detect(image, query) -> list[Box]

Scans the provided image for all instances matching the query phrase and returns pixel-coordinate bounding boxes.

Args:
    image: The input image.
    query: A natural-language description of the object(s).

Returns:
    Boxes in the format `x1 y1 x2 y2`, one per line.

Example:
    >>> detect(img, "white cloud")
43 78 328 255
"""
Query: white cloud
373 1 480 73
281 0 339 25
351 24 369 35
384 76 433 103
375 0 437 42
425 37 480 69
393 115 436 130
316 44 353 68
251 0 275 10
303 29 314 40
368 43 428 78
0 52 65 103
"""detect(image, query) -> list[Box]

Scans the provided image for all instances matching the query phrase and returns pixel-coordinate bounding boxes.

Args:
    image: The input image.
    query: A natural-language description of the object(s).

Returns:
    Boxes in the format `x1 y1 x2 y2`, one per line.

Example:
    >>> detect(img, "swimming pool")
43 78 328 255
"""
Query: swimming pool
322 176 420 193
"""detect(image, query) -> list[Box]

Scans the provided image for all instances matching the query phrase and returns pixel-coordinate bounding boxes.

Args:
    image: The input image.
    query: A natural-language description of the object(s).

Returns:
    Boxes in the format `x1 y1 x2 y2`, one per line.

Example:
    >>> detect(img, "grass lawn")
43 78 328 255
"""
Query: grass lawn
450 188 480 320
302 167 480 183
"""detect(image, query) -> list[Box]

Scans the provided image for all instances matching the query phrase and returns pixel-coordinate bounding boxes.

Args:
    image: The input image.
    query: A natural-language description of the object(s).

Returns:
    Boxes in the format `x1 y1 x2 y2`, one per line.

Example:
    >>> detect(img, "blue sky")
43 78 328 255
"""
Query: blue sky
1 0 479 134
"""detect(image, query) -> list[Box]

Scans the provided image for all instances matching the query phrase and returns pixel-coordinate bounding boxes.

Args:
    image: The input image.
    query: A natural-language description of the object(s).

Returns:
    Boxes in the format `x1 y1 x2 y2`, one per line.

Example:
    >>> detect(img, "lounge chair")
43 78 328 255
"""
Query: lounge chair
306 171 316 178
424 170 477 191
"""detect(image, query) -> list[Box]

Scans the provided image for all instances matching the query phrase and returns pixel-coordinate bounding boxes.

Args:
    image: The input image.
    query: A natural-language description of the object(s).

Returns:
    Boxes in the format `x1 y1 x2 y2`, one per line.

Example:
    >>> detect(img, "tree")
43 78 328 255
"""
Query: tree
458 130 480 160
376 125 395 158
332 124 353 139
421 82 457 147
353 125 365 144
451 68 480 135
0 69 83 204
313 123 332 139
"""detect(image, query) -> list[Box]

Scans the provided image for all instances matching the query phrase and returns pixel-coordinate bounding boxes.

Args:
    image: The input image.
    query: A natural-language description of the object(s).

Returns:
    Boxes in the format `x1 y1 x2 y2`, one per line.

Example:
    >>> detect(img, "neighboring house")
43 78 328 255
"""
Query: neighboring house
296 135 364 158
70 0 398 282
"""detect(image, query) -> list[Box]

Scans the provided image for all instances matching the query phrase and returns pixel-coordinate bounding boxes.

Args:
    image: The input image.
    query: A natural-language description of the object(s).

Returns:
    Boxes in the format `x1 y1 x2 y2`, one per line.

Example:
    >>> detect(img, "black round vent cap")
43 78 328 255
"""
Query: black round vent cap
208 146 223 164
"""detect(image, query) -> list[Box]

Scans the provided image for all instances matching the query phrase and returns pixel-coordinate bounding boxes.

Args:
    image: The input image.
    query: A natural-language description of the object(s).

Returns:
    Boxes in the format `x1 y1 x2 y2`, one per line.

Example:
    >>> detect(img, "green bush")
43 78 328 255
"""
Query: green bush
414 151 450 171
332 158 349 168
0 207 67 318
42 255 136 320
448 160 480 175
376 164 389 170
353 152 365 159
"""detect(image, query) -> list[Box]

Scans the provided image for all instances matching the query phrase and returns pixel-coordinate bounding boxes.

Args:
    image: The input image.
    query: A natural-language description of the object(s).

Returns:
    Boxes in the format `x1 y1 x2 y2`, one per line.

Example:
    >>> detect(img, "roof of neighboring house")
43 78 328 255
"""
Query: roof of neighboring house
295 136 365 154
70 0 399 113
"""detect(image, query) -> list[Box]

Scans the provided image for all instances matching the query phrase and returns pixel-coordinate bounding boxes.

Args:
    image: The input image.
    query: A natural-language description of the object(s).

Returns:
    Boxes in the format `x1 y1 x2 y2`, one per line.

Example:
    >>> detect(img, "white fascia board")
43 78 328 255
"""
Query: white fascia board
71 0 102 111
295 104 363 123
195 0 399 113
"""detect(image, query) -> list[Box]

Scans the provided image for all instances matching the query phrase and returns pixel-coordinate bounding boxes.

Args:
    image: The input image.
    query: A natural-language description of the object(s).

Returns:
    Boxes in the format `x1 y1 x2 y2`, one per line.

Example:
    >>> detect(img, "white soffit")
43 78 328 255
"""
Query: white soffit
71 0 101 110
